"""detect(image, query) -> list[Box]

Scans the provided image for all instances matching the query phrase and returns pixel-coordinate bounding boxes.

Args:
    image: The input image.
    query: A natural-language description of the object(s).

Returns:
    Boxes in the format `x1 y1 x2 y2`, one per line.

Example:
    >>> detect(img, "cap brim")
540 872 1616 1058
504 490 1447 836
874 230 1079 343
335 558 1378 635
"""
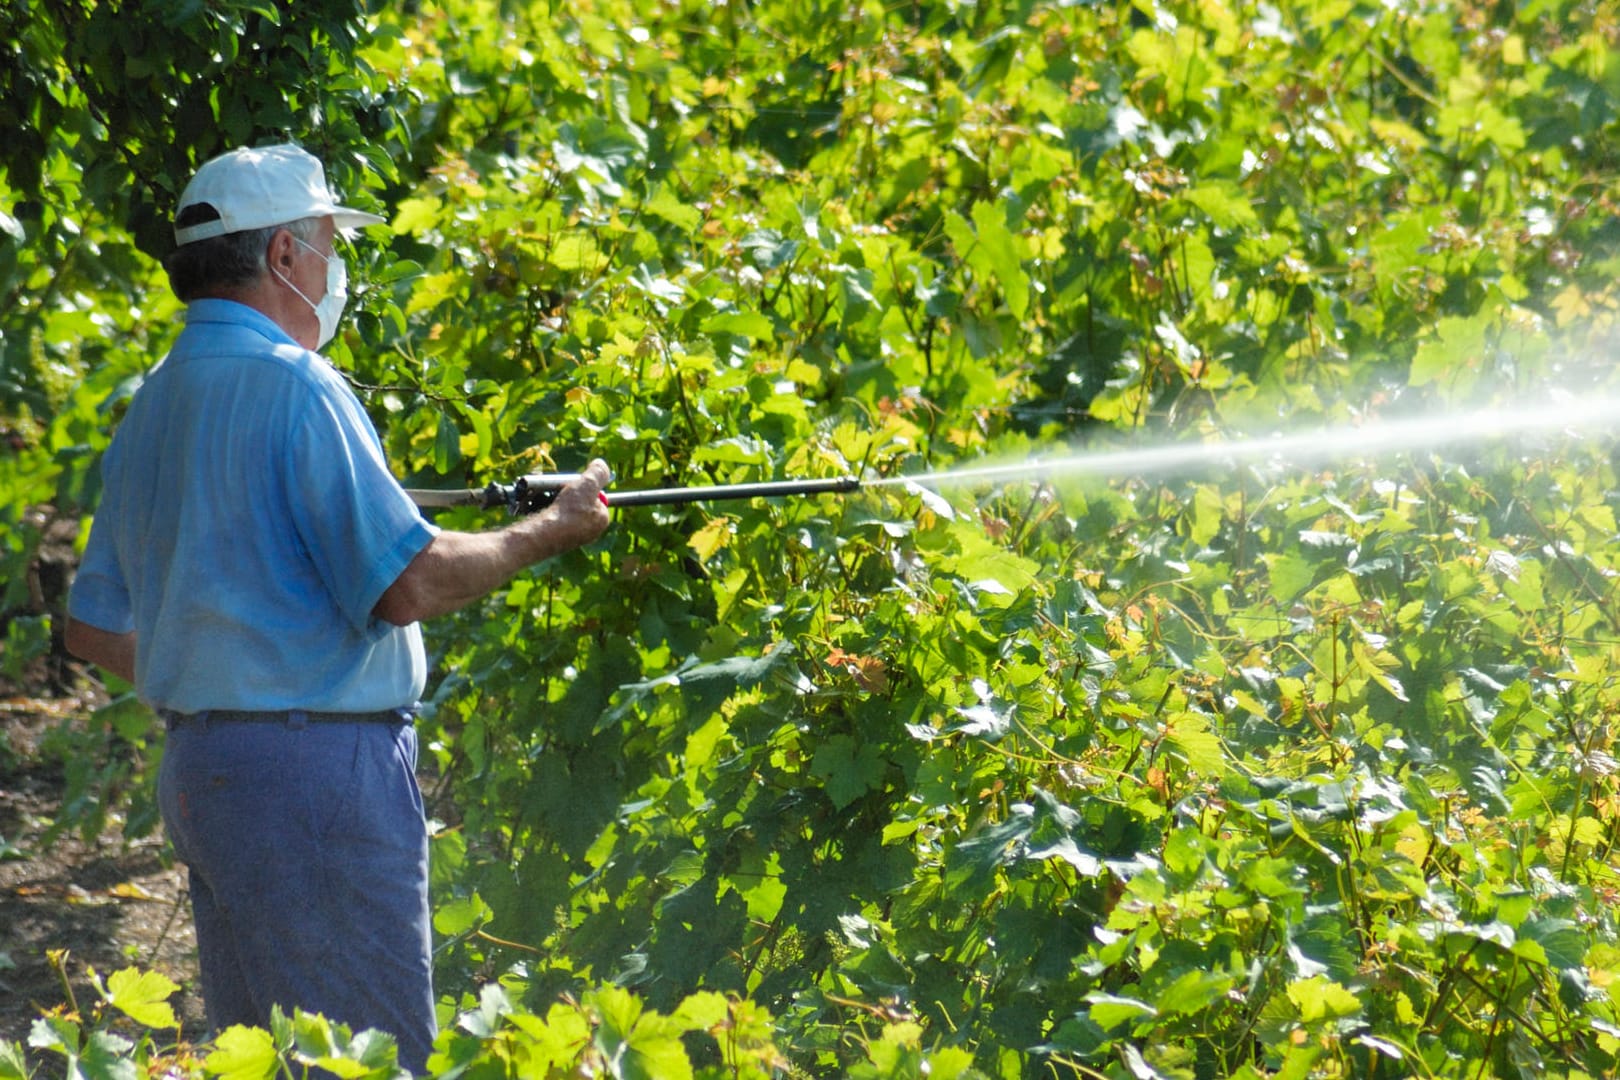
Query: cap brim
332 207 388 231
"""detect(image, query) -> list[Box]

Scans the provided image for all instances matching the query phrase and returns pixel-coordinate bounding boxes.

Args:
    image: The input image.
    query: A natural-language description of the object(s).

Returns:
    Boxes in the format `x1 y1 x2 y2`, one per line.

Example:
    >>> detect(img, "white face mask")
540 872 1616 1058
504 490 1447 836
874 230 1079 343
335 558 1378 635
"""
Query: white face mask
274 235 348 349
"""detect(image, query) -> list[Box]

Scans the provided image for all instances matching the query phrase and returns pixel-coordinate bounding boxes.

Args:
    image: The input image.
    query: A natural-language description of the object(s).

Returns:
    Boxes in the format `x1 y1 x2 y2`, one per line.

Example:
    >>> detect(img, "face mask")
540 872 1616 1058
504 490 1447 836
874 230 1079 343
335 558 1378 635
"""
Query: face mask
274 235 348 349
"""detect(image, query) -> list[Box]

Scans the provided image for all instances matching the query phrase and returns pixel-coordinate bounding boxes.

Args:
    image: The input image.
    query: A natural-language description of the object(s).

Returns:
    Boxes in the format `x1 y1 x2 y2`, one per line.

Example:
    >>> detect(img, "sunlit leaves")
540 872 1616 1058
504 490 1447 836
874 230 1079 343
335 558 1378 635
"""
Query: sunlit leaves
205 1027 281 1080
99 968 179 1030
15 0 1620 1078
943 203 1030 320
0 1042 27 1080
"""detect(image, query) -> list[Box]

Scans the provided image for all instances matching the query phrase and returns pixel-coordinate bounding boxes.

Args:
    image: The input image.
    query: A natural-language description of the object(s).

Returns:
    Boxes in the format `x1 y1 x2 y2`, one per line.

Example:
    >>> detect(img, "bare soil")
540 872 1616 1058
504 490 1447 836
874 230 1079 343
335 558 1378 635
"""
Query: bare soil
0 681 206 1043
0 507 202 1042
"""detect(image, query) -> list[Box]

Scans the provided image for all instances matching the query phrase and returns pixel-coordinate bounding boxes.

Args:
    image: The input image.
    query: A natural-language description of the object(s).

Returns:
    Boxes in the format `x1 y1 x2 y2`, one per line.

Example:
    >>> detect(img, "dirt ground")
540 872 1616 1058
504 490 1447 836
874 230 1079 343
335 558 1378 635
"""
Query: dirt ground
0 682 207 1043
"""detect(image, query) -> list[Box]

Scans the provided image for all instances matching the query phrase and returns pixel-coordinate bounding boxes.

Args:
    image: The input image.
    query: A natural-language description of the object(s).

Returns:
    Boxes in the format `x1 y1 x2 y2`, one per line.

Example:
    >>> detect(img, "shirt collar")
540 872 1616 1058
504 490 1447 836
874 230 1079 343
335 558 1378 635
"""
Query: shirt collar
184 298 302 349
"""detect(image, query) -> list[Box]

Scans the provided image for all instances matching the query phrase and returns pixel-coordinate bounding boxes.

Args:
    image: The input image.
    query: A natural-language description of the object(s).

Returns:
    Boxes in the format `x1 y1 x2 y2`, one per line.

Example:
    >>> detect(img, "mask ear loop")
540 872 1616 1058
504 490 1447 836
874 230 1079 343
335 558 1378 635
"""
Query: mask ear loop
271 261 322 314
292 235 338 270
294 235 349 302
280 234 350 305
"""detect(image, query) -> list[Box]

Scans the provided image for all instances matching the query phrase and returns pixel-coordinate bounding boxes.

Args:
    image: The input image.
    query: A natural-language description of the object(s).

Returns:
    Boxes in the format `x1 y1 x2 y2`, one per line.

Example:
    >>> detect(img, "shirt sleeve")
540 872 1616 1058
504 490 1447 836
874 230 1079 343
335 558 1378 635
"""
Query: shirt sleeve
284 376 439 634
67 510 135 635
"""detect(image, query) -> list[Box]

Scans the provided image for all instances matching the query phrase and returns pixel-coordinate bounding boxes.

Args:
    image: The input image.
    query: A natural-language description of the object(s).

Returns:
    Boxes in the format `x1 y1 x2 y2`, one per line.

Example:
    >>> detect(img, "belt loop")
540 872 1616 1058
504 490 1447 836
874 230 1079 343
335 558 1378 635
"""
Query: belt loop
195 710 211 730
288 710 308 731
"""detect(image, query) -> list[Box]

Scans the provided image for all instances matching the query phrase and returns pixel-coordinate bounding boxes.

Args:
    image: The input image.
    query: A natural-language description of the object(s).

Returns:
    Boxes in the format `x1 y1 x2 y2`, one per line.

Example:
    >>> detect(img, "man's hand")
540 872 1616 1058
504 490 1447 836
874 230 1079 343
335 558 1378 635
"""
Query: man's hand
537 458 613 551
373 458 614 626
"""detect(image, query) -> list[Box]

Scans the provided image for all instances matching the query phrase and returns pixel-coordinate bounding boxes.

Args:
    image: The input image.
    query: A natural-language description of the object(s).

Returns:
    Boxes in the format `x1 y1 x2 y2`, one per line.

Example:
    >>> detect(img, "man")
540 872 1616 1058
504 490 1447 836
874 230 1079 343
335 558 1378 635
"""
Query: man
63 143 611 1071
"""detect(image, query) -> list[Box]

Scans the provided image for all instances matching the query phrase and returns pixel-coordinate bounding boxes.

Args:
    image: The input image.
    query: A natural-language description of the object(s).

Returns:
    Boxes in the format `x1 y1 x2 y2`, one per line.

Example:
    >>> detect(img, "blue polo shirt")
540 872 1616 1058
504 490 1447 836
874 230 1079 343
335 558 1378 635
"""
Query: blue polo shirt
68 299 439 714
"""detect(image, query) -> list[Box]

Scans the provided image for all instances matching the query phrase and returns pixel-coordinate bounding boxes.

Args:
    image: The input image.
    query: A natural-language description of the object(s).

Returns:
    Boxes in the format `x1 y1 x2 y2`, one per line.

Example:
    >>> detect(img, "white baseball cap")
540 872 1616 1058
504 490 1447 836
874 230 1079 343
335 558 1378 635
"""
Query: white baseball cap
173 143 386 246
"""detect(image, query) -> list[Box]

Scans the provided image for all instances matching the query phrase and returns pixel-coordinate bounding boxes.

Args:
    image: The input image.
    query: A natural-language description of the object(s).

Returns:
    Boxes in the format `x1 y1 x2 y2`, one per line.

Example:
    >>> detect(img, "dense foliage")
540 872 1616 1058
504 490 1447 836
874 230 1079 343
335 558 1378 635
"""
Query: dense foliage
7 0 1620 1077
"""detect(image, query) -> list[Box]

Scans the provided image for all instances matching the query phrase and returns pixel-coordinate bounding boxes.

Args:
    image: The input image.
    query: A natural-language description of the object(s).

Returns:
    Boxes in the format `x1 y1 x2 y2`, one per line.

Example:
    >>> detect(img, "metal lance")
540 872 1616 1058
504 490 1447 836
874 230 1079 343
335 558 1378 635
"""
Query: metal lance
406 474 863 515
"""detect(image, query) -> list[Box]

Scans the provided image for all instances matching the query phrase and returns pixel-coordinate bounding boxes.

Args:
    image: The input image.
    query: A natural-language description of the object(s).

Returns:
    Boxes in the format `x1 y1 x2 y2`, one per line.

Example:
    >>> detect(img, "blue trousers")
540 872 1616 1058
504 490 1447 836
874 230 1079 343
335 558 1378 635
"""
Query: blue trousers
158 713 436 1072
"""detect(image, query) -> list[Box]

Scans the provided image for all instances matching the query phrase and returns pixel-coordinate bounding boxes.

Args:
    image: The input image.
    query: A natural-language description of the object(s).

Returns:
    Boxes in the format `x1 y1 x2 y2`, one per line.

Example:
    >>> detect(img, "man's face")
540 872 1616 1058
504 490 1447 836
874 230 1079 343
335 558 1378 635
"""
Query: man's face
273 215 341 351
290 217 339 303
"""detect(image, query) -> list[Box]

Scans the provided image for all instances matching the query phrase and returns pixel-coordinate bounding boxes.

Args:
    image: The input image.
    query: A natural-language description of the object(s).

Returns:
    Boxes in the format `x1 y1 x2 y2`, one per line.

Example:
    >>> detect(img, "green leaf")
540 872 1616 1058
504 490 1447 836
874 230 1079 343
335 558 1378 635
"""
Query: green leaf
625 1037 692 1080
1409 313 1490 388
104 967 179 1029
1263 552 1316 602
810 734 887 809
969 201 1029 319
921 1045 978 1080
901 481 956 520
1155 968 1232 1016
390 195 441 236
590 987 694 1080
1188 485 1223 545
205 1026 281 1080
669 990 729 1032
27 1016 77 1056
434 411 461 474
80 1031 137 1080
645 187 703 232
458 983 512 1039
547 234 602 273
433 892 492 937
948 809 1033 888
506 1004 592 1069
1024 833 1102 877
1522 917 1585 971
602 643 802 732
305 1030 398 1079
936 522 1038 592
0 1040 27 1080
592 984 645 1045
690 435 771 466
94 696 154 744
1165 714 1226 775
1086 993 1157 1031
1182 181 1260 231
1286 976 1362 1022
700 310 775 341
291 1012 343 1060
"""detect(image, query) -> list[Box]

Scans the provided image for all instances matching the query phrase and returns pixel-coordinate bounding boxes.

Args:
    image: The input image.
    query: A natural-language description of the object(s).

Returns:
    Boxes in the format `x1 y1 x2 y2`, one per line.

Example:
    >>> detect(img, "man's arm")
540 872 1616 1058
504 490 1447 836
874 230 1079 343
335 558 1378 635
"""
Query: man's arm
64 617 138 684
373 460 612 626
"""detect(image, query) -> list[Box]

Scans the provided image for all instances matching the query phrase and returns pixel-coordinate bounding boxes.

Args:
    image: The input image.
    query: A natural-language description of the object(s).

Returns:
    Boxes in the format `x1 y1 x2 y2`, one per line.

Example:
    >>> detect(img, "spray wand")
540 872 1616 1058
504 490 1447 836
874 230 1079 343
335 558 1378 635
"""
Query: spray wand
407 473 863 515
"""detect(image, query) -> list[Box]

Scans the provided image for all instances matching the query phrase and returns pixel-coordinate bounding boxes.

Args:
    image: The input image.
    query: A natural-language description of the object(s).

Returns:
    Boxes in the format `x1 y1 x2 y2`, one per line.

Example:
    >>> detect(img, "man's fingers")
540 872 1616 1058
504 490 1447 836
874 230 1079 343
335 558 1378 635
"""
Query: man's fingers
554 460 613 537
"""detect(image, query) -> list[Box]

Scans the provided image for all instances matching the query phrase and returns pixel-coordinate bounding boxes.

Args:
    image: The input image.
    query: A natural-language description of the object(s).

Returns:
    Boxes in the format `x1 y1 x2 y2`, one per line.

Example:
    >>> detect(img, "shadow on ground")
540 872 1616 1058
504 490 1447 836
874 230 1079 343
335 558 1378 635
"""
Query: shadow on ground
0 694 205 1041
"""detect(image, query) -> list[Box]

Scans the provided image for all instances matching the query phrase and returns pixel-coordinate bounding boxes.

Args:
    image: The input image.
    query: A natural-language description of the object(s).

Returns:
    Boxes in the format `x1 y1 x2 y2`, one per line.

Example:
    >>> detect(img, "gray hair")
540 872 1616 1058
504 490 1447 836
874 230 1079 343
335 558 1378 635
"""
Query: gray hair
163 213 322 302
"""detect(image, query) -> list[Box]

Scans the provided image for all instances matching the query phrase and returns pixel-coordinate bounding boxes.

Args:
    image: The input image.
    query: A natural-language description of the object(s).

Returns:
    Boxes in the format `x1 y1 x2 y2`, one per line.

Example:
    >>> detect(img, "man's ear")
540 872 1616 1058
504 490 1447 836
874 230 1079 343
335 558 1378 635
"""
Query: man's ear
265 227 298 278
